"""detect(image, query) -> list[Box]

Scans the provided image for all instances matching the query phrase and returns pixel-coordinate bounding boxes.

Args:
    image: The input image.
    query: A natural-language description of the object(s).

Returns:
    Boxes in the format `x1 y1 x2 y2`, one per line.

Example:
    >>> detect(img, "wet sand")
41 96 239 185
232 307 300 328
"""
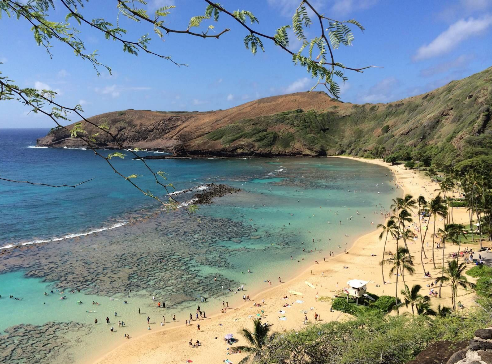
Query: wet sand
93 157 482 364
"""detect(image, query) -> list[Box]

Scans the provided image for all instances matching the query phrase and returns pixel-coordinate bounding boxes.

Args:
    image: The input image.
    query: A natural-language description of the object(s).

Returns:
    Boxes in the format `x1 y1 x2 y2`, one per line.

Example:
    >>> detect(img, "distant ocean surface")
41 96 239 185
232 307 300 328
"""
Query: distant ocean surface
0 128 399 363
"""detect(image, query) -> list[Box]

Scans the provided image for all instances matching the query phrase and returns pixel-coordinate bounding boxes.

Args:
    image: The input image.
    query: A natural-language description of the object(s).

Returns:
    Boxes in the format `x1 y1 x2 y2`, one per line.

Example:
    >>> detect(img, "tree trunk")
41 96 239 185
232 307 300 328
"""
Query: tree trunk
432 216 437 269
478 212 483 250
395 239 399 316
381 233 388 284
439 238 445 298
418 206 428 259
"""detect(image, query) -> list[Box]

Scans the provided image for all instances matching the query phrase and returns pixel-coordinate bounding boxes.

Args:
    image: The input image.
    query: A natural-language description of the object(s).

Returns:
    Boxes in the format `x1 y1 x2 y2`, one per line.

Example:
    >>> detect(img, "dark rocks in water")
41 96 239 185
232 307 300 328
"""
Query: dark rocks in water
193 184 240 205
0 210 253 300
0 322 92 364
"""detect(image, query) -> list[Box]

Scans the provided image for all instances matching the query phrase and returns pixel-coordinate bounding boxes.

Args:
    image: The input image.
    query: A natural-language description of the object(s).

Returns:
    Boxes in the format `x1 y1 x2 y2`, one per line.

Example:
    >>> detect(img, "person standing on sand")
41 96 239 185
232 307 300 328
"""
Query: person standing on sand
147 316 150 324
138 308 140 314
173 314 176 321
197 324 200 331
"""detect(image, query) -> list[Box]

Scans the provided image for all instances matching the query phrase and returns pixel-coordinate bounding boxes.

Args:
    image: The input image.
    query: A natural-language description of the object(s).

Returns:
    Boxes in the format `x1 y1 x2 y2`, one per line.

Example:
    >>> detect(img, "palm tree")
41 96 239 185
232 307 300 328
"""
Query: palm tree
417 195 428 262
437 223 466 298
232 319 272 363
401 284 423 316
391 195 416 252
378 218 397 284
427 195 448 268
391 194 417 214
436 305 452 317
439 177 454 223
436 260 475 310
381 246 415 315
415 296 436 316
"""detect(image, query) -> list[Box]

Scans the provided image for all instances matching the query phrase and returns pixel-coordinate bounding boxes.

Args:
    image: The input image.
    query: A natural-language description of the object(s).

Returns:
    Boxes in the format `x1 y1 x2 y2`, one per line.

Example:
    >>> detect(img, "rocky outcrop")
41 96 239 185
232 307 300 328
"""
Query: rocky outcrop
447 328 492 364
193 184 240 205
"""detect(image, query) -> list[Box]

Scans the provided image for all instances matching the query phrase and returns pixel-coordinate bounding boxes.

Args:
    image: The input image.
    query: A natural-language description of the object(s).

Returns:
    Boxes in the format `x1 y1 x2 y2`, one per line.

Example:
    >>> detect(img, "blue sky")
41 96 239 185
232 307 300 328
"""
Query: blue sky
1 0 491 127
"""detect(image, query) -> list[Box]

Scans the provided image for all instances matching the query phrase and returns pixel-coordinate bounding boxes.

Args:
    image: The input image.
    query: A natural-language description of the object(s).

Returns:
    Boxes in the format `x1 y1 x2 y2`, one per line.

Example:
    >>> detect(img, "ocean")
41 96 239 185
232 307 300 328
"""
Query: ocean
0 128 398 363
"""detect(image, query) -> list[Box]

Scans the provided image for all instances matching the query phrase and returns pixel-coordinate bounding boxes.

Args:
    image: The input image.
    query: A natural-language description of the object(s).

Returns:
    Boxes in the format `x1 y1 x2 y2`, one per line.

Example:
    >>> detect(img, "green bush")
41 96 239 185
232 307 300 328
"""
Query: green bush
404 160 416 169
450 200 467 207
332 297 359 316
278 132 294 149
475 277 492 297
371 295 398 313
259 303 492 364
467 265 492 278
206 128 228 141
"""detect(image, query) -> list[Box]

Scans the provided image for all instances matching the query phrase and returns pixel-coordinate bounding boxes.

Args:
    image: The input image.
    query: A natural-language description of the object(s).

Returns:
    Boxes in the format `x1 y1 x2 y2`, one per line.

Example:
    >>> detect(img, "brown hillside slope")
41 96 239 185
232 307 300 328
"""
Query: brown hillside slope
37 91 344 151
38 66 492 165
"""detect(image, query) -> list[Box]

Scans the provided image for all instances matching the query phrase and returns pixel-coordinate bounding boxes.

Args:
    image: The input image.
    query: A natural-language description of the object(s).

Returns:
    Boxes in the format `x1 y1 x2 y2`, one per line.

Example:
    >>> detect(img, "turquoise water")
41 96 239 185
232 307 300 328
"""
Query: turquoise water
0 129 398 363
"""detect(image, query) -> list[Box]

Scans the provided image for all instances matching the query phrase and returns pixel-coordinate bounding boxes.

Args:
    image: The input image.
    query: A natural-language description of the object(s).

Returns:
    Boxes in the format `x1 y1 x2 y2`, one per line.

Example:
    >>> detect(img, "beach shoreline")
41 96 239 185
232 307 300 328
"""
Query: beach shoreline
92 156 475 364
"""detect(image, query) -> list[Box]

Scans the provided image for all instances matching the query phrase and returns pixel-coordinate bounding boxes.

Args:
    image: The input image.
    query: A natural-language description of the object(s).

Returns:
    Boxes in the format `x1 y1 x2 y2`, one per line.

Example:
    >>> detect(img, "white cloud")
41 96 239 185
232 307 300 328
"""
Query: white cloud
0 57 7 63
267 0 305 16
331 0 379 16
419 54 474 77
148 0 174 11
35 81 51 91
217 78 223 84
414 15 492 61
79 99 88 105
359 77 398 103
242 94 250 100
94 85 151 98
34 81 62 96
285 77 311 94
193 99 206 105
57 69 69 78
339 81 351 95
461 0 492 11
286 28 305 52
96 85 120 98
227 94 234 101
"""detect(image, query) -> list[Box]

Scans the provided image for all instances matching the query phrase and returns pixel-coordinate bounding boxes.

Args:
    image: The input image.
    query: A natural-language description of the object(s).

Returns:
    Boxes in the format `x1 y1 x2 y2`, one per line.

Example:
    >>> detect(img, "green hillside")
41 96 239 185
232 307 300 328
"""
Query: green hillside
198 67 492 168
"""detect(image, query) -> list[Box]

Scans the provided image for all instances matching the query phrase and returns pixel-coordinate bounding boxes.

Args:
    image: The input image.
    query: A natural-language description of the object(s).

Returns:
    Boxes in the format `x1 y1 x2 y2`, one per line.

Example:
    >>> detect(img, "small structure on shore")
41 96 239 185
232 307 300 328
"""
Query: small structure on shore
346 279 369 298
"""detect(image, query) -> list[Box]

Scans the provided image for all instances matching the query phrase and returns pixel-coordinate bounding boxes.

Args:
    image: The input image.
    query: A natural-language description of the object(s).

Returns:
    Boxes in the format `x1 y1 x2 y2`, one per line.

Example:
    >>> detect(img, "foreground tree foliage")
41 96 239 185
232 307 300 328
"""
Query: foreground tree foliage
243 302 492 364
0 0 372 199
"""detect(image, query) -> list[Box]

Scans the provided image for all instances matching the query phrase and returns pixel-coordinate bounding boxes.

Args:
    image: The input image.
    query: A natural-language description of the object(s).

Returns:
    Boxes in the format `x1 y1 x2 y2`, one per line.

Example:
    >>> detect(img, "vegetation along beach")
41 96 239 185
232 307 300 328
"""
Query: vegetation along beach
1 1 492 364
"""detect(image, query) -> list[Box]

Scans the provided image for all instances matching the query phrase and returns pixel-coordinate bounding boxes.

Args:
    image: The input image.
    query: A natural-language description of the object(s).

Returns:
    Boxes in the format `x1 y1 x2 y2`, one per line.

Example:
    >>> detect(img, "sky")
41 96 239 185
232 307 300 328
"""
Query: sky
0 0 491 127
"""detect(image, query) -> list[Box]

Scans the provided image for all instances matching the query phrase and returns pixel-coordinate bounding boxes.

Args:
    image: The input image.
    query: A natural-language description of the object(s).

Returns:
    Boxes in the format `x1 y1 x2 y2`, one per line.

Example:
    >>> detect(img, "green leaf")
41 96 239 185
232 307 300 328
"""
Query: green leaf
107 152 126 159
70 122 85 137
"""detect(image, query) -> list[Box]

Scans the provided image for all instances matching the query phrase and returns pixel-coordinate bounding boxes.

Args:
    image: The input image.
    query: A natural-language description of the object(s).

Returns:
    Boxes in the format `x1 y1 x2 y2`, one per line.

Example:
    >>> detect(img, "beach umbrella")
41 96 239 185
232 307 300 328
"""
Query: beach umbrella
224 334 234 340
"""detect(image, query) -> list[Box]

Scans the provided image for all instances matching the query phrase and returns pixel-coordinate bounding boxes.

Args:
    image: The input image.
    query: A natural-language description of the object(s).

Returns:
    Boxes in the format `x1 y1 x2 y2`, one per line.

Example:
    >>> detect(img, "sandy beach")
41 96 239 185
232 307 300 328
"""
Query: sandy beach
92 156 482 364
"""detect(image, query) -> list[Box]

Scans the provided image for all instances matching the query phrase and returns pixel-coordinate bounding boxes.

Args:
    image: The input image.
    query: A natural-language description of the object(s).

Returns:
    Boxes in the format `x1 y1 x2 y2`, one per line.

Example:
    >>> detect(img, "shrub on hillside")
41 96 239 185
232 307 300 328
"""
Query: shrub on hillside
404 160 416 169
